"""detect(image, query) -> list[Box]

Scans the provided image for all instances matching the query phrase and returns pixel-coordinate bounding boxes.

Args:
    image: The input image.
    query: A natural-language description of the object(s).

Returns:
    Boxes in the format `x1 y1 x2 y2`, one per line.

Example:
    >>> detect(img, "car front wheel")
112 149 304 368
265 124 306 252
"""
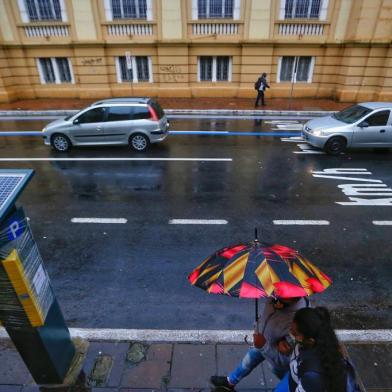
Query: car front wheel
129 133 150 152
51 134 71 152
324 137 346 155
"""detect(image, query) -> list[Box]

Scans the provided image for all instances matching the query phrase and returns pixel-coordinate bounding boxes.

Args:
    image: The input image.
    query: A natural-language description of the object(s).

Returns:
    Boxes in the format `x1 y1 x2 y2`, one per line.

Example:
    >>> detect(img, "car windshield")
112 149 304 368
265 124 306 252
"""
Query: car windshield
64 109 83 121
333 104 372 124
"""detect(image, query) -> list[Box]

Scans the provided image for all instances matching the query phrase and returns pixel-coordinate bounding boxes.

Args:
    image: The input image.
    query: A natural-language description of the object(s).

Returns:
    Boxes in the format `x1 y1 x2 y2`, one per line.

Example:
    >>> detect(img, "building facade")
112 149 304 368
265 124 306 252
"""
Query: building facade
0 0 391 103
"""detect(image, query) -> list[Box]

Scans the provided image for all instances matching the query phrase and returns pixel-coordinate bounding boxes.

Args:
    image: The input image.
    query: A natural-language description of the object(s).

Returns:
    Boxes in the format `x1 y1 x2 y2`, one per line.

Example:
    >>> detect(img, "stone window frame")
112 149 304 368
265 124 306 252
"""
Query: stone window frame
197 56 232 82
115 56 153 83
18 0 67 22
277 56 315 83
192 0 241 20
36 57 74 85
104 0 153 21
279 0 329 20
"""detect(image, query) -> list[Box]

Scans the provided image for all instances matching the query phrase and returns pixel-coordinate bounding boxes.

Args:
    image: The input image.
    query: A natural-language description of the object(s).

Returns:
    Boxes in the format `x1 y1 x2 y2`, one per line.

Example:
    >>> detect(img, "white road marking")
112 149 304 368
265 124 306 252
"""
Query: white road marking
373 221 392 226
293 150 325 154
169 219 228 225
265 120 300 124
1 327 390 343
274 125 303 131
281 137 304 142
273 220 330 225
71 218 127 224
0 157 233 162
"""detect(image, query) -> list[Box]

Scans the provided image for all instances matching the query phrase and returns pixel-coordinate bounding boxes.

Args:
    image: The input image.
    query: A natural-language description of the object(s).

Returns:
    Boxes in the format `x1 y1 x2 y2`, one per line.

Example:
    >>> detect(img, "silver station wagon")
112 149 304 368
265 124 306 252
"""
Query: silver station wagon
42 98 169 152
303 102 392 154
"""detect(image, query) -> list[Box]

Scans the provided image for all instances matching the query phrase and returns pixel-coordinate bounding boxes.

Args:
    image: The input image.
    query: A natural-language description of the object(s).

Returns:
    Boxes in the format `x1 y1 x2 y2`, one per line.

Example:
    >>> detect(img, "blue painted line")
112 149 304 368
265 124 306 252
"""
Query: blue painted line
169 131 302 137
0 132 42 136
0 130 302 138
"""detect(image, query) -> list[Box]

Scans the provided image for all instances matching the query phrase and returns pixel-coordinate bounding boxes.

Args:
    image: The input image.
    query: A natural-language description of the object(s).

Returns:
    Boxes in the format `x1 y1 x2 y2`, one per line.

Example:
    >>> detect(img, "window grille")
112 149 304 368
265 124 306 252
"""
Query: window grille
198 0 234 19
216 56 230 81
199 56 231 82
111 0 147 19
55 58 72 83
24 0 62 21
38 57 72 84
279 56 314 83
117 56 151 83
284 0 321 19
199 57 213 81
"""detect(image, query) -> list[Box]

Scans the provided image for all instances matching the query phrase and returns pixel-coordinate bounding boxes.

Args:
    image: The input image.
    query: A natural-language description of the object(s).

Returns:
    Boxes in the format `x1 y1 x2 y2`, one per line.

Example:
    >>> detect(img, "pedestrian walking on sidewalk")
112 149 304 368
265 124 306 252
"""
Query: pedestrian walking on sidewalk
254 72 270 107
210 296 310 390
274 307 349 392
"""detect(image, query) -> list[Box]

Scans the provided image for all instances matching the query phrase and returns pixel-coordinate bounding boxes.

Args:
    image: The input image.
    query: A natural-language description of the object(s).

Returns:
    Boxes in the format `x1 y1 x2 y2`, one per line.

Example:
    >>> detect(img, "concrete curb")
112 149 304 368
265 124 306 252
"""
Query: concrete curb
0 109 335 117
1 327 392 343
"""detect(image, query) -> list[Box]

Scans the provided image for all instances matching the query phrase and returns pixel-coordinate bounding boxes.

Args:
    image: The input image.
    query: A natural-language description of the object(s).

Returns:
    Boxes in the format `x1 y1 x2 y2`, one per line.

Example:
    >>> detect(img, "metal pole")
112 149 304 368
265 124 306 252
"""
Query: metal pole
288 58 298 110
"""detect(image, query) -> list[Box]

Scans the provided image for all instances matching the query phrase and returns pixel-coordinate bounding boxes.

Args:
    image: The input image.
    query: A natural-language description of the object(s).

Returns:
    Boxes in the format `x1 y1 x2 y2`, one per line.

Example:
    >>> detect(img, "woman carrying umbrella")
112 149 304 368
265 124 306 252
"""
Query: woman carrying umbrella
188 231 332 390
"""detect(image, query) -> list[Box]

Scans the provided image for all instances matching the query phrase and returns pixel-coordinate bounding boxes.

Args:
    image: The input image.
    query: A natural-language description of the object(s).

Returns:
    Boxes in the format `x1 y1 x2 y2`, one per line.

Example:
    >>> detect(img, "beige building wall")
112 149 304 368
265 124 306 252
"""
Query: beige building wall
0 0 391 102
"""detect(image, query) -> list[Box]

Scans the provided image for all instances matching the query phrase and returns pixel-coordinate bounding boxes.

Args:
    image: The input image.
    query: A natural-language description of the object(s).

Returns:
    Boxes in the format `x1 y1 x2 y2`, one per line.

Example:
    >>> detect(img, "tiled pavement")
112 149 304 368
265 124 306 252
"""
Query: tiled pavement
1 338 391 391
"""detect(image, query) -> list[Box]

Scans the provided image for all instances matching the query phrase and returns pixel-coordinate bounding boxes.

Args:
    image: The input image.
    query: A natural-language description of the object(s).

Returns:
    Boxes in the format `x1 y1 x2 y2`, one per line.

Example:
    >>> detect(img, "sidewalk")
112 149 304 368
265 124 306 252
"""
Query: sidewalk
0 336 390 391
0 97 352 112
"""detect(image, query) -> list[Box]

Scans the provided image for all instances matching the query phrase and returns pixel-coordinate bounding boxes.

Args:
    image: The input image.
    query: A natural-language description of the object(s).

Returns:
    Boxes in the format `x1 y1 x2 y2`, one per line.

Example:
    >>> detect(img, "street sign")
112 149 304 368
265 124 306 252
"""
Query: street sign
125 51 132 70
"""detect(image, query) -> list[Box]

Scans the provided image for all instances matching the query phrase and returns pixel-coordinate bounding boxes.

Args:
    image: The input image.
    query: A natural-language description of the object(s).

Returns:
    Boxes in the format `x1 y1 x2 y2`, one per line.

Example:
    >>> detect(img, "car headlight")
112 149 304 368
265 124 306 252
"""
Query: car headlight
42 127 47 132
312 130 324 136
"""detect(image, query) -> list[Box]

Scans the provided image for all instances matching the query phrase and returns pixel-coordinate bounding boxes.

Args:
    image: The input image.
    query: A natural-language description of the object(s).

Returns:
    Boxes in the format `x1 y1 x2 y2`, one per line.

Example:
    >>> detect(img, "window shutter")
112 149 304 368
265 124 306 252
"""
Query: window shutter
59 0 67 21
319 0 328 20
277 57 282 82
104 0 113 21
115 57 122 83
36 59 46 84
18 0 29 22
279 0 286 20
233 0 240 19
192 0 198 20
146 0 152 20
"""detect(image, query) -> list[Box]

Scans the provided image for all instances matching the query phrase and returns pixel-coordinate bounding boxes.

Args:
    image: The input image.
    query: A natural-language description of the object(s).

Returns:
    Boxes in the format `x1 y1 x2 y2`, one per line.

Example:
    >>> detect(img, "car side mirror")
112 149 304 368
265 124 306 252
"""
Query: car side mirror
359 121 369 128
73 119 80 125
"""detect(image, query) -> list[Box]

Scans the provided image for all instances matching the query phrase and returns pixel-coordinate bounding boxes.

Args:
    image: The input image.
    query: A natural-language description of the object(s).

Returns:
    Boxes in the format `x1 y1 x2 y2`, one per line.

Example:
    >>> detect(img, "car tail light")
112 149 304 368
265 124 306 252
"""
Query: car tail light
148 106 159 121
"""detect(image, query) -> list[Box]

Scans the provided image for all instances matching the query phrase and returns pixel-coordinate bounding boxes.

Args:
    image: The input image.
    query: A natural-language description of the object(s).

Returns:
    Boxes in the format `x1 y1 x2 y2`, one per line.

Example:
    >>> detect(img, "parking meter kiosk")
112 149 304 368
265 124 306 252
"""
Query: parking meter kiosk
0 169 75 384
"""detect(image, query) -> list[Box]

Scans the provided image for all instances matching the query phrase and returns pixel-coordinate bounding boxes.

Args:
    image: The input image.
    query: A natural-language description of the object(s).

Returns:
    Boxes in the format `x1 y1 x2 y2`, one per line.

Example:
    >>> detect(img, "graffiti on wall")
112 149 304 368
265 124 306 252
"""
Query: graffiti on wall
159 65 186 82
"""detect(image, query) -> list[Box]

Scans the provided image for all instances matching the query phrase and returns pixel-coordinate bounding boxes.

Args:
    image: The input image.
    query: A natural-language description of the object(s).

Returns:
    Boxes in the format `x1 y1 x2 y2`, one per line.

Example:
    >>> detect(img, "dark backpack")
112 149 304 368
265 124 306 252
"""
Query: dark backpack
254 78 261 90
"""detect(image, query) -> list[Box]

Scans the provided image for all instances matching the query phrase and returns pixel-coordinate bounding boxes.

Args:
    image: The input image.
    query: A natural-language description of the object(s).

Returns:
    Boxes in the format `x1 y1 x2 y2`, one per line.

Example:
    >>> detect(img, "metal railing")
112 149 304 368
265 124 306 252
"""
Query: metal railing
192 23 239 35
278 23 325 36
23 24 69 37
106 23 153 36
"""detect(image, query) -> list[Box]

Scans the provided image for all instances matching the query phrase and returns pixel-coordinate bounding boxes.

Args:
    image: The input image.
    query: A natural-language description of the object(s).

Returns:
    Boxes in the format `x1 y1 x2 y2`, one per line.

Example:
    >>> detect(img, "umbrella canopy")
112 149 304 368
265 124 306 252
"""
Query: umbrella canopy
188 240 332 300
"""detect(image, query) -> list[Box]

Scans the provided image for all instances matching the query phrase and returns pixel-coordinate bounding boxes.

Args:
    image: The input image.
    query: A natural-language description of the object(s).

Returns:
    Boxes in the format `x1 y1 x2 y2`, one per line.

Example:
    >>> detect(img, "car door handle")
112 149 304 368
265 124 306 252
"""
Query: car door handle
380 129 386 133
96 126 102 130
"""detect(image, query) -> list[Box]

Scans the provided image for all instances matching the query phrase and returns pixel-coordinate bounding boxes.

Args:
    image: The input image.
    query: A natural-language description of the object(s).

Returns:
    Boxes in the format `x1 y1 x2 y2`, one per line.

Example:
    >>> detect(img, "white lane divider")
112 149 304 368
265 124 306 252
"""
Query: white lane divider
293 143 325 154
0 157 233 162
273 125 304 131
281 136 304 142
71 218 127 224
169 219 228 225
273 220 330 225
265 120 300 124
373 221 392 226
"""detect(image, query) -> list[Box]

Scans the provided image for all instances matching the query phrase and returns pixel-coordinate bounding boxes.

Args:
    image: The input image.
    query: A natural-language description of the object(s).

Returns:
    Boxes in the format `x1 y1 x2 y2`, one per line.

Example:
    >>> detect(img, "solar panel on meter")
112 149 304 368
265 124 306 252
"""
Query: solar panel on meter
0 170 34 221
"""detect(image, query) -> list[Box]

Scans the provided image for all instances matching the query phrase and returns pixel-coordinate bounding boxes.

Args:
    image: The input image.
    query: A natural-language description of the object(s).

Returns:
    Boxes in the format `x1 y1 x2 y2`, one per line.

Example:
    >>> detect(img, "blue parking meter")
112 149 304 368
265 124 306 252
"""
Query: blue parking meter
0 170 75 384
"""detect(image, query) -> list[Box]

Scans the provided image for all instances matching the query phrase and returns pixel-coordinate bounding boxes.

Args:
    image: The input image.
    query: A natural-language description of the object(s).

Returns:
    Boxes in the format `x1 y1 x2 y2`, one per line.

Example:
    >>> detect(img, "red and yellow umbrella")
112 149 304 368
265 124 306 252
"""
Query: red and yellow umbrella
188 235 332 324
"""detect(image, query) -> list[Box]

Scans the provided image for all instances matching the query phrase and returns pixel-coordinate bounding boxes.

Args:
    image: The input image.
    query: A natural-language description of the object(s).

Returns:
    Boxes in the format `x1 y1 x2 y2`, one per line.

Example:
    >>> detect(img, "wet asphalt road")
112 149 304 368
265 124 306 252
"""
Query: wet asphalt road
0 116 391 330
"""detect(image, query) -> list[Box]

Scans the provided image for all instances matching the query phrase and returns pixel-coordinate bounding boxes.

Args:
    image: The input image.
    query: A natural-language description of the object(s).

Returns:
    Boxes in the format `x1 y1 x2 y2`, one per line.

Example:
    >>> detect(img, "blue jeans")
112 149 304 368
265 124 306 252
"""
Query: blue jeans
228 347 287 385
274 372 290 392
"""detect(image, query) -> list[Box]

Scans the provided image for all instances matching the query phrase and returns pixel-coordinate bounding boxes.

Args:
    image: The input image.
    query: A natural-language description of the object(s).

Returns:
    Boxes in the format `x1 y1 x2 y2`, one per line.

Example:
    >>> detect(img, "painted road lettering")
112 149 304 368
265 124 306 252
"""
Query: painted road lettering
312 168 392 206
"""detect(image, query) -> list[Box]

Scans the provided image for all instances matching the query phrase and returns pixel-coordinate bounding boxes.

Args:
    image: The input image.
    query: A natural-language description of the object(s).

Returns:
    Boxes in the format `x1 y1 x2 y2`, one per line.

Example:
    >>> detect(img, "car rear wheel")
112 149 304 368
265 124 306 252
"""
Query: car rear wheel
324 137 347 155
129 133 150 152
51 134 71 152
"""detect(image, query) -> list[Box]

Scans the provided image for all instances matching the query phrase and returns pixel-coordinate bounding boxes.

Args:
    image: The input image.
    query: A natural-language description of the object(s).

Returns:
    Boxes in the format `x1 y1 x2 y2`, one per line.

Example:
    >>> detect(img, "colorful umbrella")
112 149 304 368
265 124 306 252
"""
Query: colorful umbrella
188 230 332 326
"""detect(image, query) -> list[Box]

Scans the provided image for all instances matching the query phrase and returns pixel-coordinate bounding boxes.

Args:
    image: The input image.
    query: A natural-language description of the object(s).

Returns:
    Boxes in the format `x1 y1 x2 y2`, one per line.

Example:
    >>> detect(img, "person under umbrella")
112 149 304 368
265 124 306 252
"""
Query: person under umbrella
188 233 332 391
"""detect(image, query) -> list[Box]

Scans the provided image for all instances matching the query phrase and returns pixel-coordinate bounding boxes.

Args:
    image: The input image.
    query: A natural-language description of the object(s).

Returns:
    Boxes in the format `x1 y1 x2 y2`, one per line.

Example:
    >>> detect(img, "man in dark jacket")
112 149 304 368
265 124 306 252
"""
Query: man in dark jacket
254 72 270 107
